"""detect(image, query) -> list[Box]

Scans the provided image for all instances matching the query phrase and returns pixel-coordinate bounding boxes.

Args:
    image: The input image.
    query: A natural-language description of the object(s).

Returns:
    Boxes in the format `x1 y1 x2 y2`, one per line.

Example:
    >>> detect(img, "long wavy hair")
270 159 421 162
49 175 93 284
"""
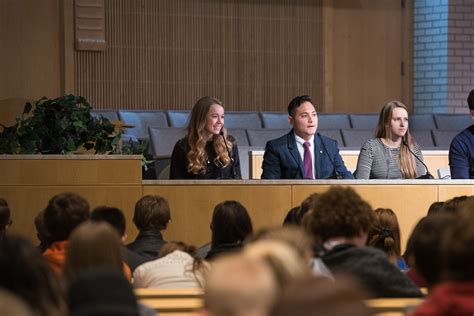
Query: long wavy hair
186 96 233 175
375 100 417 179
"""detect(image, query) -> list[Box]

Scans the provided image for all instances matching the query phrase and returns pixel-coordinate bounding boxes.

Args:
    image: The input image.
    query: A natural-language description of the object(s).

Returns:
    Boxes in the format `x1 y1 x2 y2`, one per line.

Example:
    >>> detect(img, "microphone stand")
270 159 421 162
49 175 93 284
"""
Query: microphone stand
402 140 434 179
220 131 236 179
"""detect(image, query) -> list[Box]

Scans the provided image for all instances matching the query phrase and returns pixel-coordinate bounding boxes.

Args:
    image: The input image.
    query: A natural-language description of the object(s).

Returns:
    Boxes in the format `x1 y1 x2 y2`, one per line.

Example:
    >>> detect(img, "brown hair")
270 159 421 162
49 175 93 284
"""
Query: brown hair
375 101 418 179
186 96 233 174
367 208 401 264
304 187 374 244
63 222 124 284
133 195 171 231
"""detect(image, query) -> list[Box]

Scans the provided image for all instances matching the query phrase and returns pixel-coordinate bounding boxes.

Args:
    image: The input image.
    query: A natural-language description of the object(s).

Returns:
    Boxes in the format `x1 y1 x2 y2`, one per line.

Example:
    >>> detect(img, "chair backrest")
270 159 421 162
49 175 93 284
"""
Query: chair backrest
409 114 436 130
91 110 119 122
411 130 435 149
167 111 190 128
349 114 379 130
341 129 374 149
118 111 169 139
246 128 290 147
148 127 186 158
318 129 345 147
227 128 250 146
318 113 351 130
431 130 458 149
158 164 170 180
224 111 262 129
434 114 472 131
260 112 290 128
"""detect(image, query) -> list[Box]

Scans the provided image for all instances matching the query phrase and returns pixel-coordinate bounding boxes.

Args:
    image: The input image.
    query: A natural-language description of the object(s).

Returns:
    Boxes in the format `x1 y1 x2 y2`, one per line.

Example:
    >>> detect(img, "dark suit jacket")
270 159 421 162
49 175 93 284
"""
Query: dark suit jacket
261 130 354 179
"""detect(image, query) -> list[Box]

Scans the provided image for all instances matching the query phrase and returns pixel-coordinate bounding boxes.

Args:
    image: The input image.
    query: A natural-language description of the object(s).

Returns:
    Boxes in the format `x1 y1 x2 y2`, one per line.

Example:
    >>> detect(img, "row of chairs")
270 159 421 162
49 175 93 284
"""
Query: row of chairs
92 109 472 142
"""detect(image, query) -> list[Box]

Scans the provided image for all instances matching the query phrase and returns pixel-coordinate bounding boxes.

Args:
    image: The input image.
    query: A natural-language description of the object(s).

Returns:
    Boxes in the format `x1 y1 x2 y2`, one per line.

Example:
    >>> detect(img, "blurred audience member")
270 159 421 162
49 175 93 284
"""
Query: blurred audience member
0 198 12 238
34 210 53 252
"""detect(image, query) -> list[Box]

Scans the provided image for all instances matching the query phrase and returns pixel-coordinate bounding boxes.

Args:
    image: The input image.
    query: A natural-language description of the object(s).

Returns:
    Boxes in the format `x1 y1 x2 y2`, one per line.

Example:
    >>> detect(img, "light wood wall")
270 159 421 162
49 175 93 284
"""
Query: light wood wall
0 0 411 120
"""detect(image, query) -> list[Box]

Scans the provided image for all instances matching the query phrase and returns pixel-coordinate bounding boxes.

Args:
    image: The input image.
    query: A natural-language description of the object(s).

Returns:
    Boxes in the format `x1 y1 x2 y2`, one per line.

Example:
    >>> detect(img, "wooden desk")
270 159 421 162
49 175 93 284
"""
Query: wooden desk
249 150 449 179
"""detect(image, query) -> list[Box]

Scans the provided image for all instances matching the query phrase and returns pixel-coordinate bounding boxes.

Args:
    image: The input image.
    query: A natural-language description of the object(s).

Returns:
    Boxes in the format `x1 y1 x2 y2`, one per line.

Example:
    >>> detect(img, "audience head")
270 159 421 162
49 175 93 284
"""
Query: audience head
305 187 374 246
133 195 170 232
467 89 474 112
91 206 127 238
441 195 473 214
243 240 309 288
0 235 65 316
367 208 401 264
375 100 418 178
159 240 197 258
427 201 445 216
284 193 319 226
43 192 90 242
409 213 455 287
204 254 277 316
442 201 474 282
186 96 232 174
68 268 140 316
0 199 11 236
63 222 124 284
287 95 317 140
34 210 53 251
270 276 371 316
211 200 253 249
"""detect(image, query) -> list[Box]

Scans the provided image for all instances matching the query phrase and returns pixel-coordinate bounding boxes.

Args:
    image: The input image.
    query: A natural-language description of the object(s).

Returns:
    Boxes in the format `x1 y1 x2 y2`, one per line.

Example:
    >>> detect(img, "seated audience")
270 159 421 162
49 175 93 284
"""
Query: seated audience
63 222 132 284
206 200 253 260
304 186 422 297
355 100 426 179
412 201 474 315
203 254 277 316
408 213 456 290
34 210 53 252
448 89 474 179
68 268 148 316
441 195 473 214
0 235 66 316
270 276 371 316
133 241 207 288
91 206 148 271
0 198 11 238
367 208 407 270
282 192 319 226
43 192 90 274
170 96 241 179
127 195 170 260
426 201 445 216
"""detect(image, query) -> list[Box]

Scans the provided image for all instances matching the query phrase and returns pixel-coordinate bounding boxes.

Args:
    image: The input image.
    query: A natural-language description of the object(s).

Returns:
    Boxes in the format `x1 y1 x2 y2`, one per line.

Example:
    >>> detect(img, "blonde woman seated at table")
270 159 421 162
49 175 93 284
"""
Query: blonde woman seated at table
354 101 426 179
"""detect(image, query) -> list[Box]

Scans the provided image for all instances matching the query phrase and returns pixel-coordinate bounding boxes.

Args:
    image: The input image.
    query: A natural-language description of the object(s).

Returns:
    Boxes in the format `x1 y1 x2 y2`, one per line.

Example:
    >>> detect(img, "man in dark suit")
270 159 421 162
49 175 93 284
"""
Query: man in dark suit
261 95 353 179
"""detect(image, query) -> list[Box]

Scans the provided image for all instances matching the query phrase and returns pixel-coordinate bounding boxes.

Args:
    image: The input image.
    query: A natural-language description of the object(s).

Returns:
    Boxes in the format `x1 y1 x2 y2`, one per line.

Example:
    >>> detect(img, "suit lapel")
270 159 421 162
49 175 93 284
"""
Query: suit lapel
287 131 304 177
314 135 323 179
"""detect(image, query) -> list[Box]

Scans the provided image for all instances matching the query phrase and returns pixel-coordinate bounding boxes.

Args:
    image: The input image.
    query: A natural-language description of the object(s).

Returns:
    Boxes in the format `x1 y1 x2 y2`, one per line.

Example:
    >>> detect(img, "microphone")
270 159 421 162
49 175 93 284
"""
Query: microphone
317 133 342 179
402 140 434 179
219 130 236 179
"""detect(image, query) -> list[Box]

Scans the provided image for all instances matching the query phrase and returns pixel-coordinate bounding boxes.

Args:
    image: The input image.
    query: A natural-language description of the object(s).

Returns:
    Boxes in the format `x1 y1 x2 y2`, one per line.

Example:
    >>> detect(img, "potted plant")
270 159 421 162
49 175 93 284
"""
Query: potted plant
0 95 120 154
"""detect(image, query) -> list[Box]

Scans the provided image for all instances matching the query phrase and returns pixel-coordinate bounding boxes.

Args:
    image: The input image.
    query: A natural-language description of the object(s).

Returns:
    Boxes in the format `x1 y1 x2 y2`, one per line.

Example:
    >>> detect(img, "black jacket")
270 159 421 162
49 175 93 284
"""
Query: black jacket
126 230 166 261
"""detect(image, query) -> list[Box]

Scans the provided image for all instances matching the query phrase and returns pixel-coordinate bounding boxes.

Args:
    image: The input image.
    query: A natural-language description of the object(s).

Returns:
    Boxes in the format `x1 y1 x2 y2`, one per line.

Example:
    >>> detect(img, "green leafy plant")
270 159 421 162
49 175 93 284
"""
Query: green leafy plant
0 95 120 154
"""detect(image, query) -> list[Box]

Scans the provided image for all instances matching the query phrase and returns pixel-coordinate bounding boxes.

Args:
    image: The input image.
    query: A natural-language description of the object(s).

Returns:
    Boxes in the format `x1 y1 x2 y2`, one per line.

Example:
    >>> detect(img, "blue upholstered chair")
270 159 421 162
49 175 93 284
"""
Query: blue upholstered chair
431 130 458 149
224 112 262 129
349 114 379 130
318 129 345 147
260 112 290 128
341 129 374 149
411 130 436 149
91 110 119 122
318 114 351 130
148 127 187 179
118 110 168 140
409 114 436 131
167 111 190 128
227 128 250 147
246 128 290 147
434 114 472 131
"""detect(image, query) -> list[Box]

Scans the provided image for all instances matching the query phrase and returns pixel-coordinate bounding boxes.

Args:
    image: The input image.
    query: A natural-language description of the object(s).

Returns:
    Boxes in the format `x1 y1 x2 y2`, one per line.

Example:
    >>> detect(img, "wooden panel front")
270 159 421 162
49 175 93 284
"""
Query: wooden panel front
0 157 142 185
438 185 474 201
0 185 142 242
143 185 292 246
291 184 438 252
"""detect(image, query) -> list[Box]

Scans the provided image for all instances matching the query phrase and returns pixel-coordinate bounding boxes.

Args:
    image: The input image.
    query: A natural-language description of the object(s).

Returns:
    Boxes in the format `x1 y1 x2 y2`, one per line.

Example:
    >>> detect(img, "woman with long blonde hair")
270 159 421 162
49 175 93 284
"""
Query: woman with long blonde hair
355 101 426 179
170 96 241 179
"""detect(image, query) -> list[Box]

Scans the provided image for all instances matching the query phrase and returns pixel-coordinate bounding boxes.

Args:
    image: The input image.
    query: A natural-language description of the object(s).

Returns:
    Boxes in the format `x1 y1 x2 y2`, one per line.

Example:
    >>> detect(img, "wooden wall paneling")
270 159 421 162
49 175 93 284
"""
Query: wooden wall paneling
61 0 76 95
291 184 438 251
330 0 403 113
438 185 474 202
143 184 292 245
0 0 62 101
75 0 324 111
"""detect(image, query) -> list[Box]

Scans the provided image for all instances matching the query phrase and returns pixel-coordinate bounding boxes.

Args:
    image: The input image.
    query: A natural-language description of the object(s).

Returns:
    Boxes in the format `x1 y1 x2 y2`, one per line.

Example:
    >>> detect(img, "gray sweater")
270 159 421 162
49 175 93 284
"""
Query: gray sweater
354 138 426 179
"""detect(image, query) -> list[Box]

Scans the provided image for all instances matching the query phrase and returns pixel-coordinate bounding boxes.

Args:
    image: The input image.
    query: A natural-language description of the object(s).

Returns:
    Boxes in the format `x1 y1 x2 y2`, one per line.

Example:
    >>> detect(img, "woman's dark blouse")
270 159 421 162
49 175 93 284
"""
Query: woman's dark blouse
169 136 241 179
